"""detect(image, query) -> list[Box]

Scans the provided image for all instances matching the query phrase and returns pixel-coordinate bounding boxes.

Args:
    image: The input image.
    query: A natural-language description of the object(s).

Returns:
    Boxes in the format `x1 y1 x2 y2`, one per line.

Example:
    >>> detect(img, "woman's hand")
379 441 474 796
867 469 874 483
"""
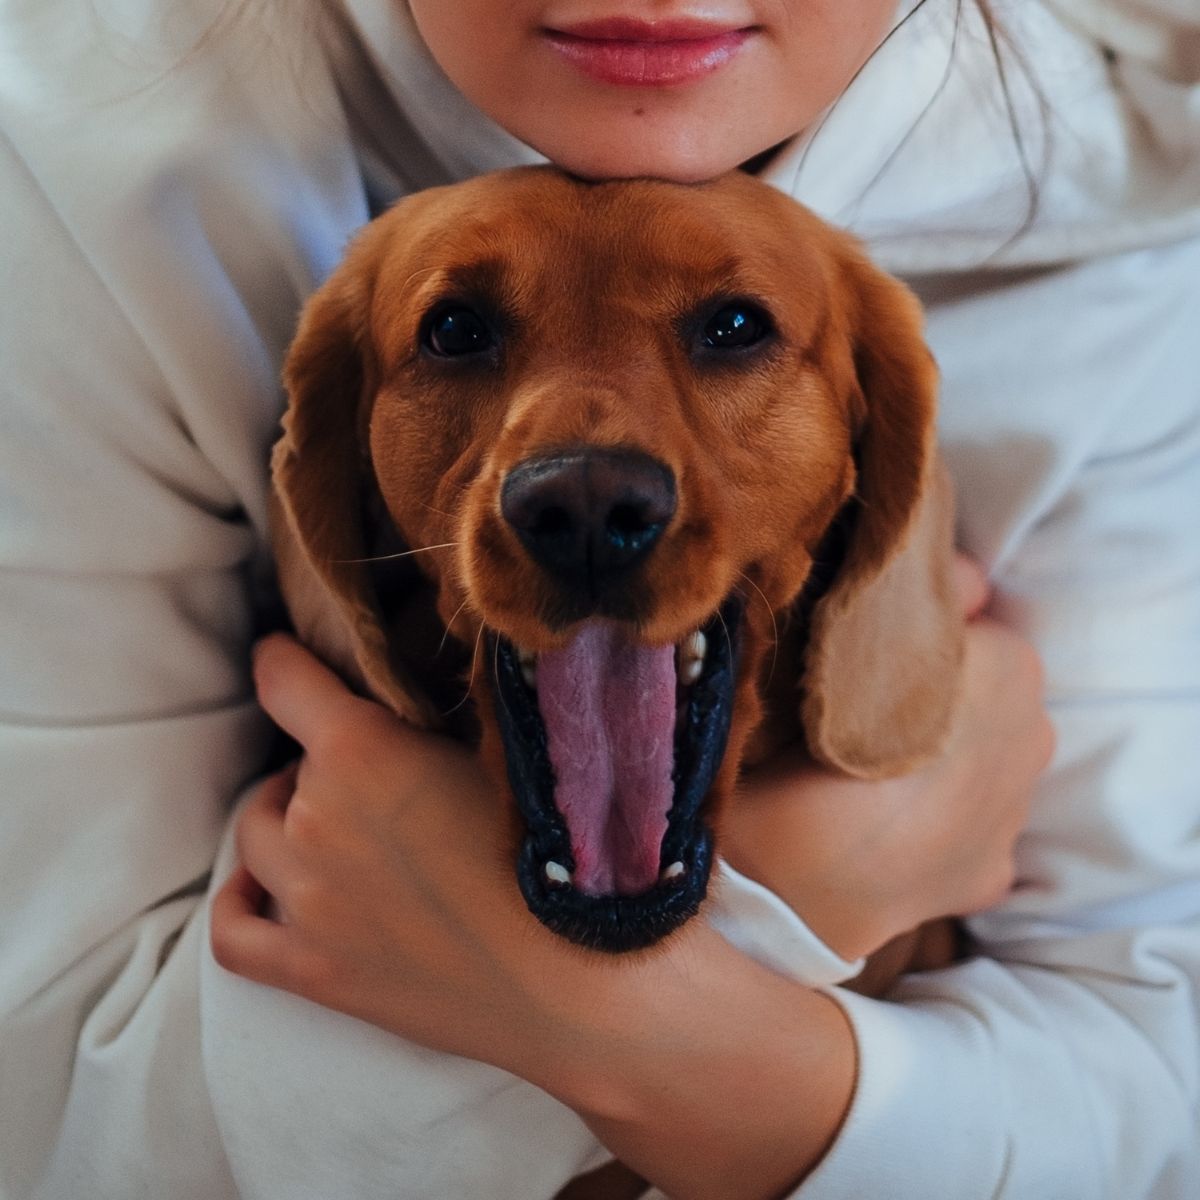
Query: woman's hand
210 635 857 1200
211 634 588 1073
723 556 1056 963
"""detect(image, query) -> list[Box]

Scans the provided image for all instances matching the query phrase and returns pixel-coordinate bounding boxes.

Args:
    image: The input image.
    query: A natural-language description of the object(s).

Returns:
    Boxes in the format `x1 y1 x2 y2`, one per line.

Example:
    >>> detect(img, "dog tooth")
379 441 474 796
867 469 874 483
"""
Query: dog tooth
544 860 572 886
678 630 707 686
661 861 686 881
516 646 537 688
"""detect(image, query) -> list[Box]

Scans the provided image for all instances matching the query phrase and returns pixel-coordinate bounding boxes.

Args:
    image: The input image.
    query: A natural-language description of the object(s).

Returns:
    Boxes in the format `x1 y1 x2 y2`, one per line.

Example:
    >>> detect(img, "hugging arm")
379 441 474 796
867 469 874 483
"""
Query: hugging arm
215 593 1048 1200
645 243 1200 1200
0 124 260 1198
787 245 1200 1199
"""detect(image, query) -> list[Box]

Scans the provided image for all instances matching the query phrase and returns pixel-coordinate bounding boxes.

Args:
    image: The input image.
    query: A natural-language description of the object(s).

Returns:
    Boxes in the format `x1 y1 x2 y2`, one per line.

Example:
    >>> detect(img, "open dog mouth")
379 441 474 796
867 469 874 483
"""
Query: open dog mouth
491 599 741 952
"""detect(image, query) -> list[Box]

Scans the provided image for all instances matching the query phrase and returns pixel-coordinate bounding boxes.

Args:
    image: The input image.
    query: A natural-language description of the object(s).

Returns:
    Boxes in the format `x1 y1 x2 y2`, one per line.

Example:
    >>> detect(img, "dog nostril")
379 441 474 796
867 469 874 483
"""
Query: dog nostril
531 506 573 538
606 503 658 552
608 503 642 535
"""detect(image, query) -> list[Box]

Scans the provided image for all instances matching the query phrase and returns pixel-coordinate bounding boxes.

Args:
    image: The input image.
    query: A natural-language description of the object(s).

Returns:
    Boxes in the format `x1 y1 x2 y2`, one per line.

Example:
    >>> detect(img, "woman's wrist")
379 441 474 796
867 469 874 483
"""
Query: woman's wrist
778 843 913 963
508 923 857 1200
725 762 923 961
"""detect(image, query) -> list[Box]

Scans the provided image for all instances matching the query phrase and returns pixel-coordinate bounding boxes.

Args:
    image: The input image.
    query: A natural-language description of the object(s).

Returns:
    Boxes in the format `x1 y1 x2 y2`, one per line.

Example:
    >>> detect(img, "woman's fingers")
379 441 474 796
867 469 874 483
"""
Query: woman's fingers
233 765 298 901
211 770 325 992
213 862 265 921
210 867 323 996
210 867 293 983
253 633 371 747
253 633 424 775
953 553 989 619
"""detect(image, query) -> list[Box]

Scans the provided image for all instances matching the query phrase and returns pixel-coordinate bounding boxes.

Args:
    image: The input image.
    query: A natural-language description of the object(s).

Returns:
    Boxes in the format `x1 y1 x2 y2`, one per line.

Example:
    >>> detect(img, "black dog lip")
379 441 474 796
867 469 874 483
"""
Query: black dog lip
491 636 571 864
518 827 714 953
662 598 740 865
490 600 741 952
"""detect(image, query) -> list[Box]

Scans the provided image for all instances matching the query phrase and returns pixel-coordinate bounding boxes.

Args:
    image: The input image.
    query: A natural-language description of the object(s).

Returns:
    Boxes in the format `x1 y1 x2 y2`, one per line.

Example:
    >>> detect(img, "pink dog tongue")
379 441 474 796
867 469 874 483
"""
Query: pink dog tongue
536 624 676 896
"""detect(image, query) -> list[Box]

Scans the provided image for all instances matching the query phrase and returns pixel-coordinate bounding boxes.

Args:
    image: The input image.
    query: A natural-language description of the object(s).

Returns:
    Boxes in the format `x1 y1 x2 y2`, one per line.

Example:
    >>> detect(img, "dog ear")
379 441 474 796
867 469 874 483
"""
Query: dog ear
271 258 442 729
799 251 961 779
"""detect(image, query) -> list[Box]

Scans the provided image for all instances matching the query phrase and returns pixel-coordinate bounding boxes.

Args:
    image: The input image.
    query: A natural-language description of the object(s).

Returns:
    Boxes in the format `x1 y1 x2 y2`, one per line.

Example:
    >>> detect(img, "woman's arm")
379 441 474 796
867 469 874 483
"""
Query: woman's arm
213 703 852 1200
213 590 1050 1200
0 112 262 1198
214 646 859 1198
223 765 857 1200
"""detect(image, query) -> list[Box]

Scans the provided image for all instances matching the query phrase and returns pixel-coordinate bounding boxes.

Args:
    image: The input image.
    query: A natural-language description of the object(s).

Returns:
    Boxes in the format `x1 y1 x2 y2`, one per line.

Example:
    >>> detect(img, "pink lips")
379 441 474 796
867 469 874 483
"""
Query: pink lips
543 17 754 87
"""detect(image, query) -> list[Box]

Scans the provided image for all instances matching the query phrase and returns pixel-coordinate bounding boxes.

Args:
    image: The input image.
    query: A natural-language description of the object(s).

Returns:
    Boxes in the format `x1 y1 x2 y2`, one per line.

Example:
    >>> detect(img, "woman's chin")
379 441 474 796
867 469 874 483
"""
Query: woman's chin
520 122 790 184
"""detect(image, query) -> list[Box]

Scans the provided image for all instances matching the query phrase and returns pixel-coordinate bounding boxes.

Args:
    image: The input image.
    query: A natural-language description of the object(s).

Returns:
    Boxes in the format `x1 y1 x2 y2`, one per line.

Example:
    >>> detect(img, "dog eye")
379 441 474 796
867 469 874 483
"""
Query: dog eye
423 306 495 358
699 303 770 350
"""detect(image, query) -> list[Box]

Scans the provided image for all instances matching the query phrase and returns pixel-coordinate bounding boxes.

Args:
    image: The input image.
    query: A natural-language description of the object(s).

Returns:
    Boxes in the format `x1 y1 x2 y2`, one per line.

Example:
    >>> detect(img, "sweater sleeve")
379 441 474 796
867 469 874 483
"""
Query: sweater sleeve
632 244 1200 1200
790 236 1200 1198
0 102 268 1199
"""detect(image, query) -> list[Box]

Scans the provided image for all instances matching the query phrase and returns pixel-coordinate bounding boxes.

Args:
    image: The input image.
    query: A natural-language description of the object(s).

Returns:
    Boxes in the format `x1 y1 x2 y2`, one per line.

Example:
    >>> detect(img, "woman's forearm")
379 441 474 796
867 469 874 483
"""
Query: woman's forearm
518 925 857 1200
224 643 860 1199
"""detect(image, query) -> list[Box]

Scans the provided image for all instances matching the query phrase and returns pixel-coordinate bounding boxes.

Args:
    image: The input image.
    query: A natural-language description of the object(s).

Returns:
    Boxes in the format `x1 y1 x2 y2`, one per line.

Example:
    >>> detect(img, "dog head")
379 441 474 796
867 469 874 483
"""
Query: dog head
272 167 960 952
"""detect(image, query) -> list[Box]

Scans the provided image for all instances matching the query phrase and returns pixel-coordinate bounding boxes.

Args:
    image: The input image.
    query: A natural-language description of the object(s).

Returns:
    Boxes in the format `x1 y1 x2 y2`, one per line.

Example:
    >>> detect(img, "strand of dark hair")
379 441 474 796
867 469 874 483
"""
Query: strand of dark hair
977 0 1052 244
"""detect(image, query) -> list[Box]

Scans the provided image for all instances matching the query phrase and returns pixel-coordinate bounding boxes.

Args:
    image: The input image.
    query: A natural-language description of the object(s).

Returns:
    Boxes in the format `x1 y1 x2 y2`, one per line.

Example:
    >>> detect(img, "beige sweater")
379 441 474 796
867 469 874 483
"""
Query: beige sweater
1 2 1198 1197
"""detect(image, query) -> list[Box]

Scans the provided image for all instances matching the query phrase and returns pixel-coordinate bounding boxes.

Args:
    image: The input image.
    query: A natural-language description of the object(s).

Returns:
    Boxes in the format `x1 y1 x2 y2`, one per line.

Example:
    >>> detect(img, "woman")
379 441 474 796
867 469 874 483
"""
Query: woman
1 1 1197 1198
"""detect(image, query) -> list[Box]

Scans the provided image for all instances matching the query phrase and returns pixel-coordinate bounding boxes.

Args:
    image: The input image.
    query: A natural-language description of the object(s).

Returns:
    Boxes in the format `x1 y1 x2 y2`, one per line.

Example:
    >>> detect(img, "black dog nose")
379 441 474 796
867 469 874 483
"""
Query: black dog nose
501 448 676 592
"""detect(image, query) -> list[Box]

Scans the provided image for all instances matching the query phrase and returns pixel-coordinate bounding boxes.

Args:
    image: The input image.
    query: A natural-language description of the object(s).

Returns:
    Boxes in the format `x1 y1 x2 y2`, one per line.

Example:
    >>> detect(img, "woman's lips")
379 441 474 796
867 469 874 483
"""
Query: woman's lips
542 19 754 87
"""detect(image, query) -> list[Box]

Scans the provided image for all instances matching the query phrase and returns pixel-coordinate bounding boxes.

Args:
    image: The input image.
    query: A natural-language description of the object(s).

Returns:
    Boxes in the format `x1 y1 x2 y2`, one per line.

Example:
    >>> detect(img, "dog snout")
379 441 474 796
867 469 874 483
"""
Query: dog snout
500 448 676 594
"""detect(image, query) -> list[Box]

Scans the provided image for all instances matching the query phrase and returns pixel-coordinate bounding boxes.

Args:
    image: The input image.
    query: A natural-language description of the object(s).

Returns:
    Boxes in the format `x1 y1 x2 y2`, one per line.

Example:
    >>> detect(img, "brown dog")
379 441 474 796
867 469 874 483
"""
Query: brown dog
270 166 961 955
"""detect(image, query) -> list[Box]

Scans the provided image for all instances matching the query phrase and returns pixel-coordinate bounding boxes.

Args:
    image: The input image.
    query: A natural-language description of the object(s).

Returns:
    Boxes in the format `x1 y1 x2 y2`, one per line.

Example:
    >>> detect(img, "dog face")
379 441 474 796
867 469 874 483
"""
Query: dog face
273 167 961 952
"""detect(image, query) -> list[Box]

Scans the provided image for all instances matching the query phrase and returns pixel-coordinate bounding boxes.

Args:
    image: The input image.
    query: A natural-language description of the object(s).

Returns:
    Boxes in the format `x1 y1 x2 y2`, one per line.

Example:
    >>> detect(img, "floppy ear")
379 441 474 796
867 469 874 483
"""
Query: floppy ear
271 260 441 729
799 251 961 779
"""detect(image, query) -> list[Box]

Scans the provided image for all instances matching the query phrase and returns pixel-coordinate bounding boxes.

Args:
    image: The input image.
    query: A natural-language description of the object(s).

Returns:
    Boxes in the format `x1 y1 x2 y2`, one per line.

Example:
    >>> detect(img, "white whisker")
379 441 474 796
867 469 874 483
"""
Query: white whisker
437 598 470 658
715 606 733 664
442 618 487 718
737 570 779 689
331 542 459 565
401 264 448 291
490 632 516 727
